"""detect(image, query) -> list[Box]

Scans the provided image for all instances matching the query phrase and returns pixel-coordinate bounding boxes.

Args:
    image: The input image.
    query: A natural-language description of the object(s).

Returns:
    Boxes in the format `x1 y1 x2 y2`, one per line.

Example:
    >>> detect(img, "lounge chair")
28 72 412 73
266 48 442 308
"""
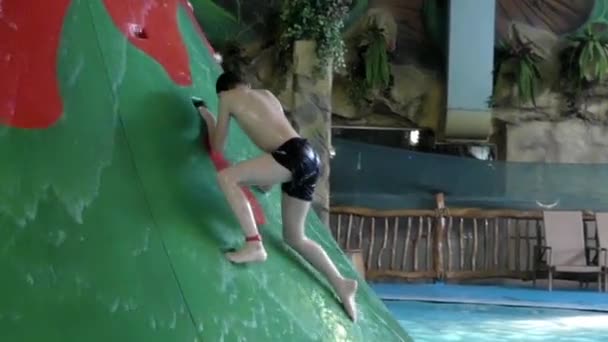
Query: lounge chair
593 213 608 292
534 211 603 291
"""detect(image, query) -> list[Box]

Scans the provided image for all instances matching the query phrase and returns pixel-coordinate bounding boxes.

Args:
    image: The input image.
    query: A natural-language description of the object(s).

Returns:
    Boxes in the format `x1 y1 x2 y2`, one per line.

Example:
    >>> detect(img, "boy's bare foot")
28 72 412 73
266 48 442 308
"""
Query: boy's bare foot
337 278 358 321
225 241 268 263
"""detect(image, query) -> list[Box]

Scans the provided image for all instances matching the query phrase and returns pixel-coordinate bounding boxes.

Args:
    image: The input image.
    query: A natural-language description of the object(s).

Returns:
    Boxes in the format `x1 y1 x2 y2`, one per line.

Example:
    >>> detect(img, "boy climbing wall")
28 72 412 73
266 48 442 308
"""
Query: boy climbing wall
195 71 358 321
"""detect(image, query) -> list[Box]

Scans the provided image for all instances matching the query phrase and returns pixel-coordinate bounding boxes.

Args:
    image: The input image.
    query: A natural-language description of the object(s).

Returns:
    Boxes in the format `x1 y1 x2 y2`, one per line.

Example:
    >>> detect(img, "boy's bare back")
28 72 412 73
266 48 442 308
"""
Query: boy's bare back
220 87 299 153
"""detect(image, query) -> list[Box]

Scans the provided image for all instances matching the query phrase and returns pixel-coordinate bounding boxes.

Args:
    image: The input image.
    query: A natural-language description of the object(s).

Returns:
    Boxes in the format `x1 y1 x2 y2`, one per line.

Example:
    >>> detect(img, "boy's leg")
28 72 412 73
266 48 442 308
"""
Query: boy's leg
217 153 291 263
281 193 358 321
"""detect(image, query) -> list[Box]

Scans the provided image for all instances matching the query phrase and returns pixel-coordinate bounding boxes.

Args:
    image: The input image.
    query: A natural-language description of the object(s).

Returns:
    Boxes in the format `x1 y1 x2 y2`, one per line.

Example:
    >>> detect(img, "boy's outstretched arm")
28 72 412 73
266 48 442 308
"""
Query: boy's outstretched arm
198 100 230 153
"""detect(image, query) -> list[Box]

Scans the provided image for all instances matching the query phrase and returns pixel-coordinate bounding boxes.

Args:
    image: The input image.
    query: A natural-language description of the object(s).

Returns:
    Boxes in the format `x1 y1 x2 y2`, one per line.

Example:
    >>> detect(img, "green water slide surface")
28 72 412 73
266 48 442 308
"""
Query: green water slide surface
0 1 411 341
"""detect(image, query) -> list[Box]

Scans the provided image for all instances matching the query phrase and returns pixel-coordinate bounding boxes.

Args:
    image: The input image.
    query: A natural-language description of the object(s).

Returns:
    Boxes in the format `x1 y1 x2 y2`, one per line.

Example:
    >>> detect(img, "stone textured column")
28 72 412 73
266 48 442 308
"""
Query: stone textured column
291 40 332 225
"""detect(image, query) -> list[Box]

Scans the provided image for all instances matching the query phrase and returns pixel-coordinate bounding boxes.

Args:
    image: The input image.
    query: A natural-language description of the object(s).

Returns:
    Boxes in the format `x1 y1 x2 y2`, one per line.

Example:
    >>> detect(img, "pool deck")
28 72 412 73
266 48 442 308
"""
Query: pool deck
372 282 608 312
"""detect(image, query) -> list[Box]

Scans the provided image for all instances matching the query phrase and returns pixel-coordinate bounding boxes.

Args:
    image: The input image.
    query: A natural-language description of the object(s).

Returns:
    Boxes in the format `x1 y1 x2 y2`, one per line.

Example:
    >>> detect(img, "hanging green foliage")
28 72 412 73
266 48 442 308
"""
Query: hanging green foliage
493 26 545 106
347 24 392 107
562 23 608 85
516 51 544 105
363 27 390 89
559 23 608 116
277 0 351 79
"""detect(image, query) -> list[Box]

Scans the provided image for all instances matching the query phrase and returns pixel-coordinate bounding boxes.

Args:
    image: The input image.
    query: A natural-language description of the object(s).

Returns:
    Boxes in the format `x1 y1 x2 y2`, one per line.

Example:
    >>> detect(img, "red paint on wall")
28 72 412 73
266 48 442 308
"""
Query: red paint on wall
0 0 71 129
0 0 218 129
102 0 192 86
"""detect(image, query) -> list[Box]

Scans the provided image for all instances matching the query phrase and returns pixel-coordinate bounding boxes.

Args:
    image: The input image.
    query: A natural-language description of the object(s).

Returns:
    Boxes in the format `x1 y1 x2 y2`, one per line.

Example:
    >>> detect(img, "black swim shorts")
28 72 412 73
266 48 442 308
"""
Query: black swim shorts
270 137 321 201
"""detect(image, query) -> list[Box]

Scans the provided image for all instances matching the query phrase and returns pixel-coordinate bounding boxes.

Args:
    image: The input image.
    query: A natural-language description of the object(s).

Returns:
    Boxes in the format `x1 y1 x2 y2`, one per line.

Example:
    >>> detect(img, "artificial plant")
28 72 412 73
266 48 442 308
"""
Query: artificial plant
560 22 608 114
493 25 545 107
347 23 392 107
363 26 391 90
277 0 351 79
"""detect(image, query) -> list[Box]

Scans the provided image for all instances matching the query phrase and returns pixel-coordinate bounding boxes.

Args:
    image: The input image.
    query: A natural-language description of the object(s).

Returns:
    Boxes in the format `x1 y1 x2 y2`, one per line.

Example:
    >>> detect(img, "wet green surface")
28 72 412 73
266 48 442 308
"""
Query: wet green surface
0 1 411 341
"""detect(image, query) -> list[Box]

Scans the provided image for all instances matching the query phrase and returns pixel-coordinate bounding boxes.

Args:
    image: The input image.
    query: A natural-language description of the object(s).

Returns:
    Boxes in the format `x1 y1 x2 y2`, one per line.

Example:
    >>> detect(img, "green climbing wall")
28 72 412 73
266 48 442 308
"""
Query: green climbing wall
0 1 410 341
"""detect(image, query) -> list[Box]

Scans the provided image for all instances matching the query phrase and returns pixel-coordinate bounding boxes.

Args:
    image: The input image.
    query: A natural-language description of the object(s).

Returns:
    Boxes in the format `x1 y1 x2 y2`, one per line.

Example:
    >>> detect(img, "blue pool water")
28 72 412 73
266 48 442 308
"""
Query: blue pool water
386 300 608 342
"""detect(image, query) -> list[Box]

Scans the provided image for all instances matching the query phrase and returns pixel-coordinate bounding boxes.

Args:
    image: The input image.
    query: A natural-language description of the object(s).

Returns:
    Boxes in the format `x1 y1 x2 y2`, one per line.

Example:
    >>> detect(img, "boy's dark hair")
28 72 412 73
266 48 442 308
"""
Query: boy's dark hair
216 71 244 94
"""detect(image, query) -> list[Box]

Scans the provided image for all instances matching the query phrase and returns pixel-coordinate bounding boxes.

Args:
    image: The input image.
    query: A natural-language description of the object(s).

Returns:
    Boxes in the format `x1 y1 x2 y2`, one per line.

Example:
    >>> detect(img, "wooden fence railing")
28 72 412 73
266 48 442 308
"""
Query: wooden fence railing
329 196 599 282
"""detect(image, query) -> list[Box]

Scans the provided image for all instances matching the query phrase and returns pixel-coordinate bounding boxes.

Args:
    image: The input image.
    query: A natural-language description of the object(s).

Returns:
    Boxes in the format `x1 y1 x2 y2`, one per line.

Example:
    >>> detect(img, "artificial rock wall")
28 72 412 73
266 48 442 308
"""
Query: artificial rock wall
506 119 608 163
